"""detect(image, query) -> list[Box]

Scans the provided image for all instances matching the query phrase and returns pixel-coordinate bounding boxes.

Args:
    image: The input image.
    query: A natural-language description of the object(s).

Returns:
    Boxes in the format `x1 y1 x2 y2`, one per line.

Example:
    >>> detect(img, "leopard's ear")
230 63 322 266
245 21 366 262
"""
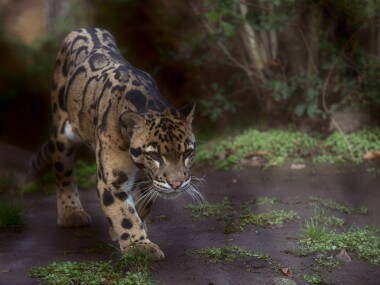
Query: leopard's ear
119 111 146 139
180 101 196 125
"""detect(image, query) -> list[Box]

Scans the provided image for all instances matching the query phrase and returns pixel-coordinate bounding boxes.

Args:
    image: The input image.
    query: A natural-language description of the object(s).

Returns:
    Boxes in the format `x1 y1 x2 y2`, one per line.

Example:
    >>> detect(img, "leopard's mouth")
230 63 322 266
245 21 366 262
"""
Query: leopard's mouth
152 179 190 199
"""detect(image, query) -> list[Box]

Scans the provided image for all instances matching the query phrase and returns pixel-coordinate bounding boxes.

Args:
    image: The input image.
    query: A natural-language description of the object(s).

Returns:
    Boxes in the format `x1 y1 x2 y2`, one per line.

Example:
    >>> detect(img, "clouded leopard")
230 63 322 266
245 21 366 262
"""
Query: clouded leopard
30 28 204 260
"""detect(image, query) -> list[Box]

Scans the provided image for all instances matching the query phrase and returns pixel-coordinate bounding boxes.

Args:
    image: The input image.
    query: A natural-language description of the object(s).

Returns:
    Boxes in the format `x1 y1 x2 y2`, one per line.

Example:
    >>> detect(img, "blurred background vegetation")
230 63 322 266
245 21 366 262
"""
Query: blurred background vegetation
0 0 379 149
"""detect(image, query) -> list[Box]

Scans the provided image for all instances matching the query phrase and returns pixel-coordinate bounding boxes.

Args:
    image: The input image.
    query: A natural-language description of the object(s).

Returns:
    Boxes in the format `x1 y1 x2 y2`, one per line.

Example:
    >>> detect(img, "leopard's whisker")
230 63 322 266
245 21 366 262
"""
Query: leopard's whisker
134 187 154 207
185 184 206 205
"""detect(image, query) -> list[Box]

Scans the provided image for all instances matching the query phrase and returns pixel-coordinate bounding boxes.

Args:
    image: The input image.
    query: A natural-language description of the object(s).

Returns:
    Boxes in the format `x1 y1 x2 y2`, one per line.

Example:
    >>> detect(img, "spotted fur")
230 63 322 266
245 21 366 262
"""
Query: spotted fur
30 28 202 260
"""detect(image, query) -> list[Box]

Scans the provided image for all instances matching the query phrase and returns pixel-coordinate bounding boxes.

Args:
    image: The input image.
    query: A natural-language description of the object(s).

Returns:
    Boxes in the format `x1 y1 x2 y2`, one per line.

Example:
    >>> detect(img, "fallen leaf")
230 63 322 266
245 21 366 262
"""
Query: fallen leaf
363 151 380 160
244 151 268 158
279 266 293 277
336 249 351 263
291 163 306 170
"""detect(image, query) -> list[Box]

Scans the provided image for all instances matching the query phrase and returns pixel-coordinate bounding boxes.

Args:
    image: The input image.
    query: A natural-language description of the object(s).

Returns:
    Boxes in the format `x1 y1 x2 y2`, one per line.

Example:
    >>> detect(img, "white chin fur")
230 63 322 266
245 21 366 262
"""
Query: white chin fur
157 190 183 200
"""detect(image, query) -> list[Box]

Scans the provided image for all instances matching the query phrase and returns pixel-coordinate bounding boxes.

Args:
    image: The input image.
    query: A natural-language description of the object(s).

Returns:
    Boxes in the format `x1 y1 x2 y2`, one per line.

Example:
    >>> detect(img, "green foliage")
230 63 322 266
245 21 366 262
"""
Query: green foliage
255 197 278 206
192 245 268 262
202 0 241 39
181 0 380 122
185 197 297 231
20 172 56 196
314 254 341 271
265 71 326 119
315 128 380 164
74 160 97 189
299 224 380 265
241 209 298 227
310 196 368 215
29 260 155 285
30 248 156 285
184 197 232 221
301 273 324 284
119 247 154 273
0 200 25 229
197 127 380 169
20 160 96 196
313 212 345 228
197 129 318 169
198 83 239 122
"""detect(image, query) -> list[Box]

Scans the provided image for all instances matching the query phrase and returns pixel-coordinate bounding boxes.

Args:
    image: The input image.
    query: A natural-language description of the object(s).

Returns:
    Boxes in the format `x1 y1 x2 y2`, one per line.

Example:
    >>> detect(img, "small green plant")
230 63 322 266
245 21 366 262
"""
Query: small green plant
255 197 278 205
241 209 298 227
74 160 97 189
223 219 242 234
192 245 268 263
30 248 156 285
19 160 96 196
196 129 318 169
314 128 380 164
265 70 326 119
310 196 368 214
301 273 324 284
0 200 25 229
185 197 232 220
314 254 341 272
302 219 328 242
120 247 154 273
19 172 56 196
313 210 345 227
198 83 240 122
299 223 380 265
197 127 380 169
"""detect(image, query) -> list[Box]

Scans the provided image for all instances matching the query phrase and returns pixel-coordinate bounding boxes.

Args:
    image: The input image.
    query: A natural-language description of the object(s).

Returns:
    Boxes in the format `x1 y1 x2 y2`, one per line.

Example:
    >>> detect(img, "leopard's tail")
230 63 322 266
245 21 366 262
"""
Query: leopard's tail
29 141 52 178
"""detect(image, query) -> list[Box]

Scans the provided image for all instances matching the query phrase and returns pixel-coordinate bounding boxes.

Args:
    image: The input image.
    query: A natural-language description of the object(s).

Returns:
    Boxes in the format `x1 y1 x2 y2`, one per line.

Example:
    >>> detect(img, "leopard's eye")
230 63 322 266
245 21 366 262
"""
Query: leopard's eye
183 149 194 159
146 152 161 161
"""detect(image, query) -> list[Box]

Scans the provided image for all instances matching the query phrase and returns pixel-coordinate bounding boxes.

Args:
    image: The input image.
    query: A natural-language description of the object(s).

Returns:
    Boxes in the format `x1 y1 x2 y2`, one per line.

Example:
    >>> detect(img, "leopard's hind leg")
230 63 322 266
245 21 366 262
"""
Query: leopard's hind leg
50 119 91 227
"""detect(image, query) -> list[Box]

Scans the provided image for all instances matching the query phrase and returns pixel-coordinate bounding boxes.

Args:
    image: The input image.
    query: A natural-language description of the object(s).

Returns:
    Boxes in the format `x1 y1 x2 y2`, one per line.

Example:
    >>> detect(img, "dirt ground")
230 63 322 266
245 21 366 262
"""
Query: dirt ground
0 143 380 285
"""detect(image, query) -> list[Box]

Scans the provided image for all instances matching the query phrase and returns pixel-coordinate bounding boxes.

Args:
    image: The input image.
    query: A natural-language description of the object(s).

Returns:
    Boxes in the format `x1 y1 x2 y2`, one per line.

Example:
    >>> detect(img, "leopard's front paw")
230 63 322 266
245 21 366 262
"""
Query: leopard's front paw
121 239 165 261
58 209 91 227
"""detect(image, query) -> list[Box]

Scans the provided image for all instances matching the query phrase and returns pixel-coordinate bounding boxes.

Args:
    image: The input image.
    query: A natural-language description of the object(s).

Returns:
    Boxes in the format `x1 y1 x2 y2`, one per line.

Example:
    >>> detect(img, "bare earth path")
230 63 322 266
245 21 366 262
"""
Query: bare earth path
0 143 379 284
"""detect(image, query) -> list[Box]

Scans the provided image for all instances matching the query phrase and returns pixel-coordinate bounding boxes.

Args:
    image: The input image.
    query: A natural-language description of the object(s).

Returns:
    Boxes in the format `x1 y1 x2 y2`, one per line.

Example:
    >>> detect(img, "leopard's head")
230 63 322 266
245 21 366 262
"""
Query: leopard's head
120 103 201 200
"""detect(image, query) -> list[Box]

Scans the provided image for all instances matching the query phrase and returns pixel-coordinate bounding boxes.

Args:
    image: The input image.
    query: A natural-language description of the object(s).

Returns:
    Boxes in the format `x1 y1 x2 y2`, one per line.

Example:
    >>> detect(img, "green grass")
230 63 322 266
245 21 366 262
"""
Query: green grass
313 210 345 227
299 221 380 265
74 160 96 189
314 254 341 272
185 198 298 230
0 200 25 229
315 128 380 164
241 209 298 227
184 197 232 220
30 247 156 285
196 127 380 169
192 245 268 262
20 160 96 196
310 196 368 214
255 197 278 205
20 172 56 196
301 273 324 284
197 129 318 169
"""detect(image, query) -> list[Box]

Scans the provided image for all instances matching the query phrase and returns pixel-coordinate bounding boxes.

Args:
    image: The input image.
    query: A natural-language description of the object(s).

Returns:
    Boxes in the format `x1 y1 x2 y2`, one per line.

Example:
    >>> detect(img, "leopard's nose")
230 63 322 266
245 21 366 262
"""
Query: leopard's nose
168 181 182 190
